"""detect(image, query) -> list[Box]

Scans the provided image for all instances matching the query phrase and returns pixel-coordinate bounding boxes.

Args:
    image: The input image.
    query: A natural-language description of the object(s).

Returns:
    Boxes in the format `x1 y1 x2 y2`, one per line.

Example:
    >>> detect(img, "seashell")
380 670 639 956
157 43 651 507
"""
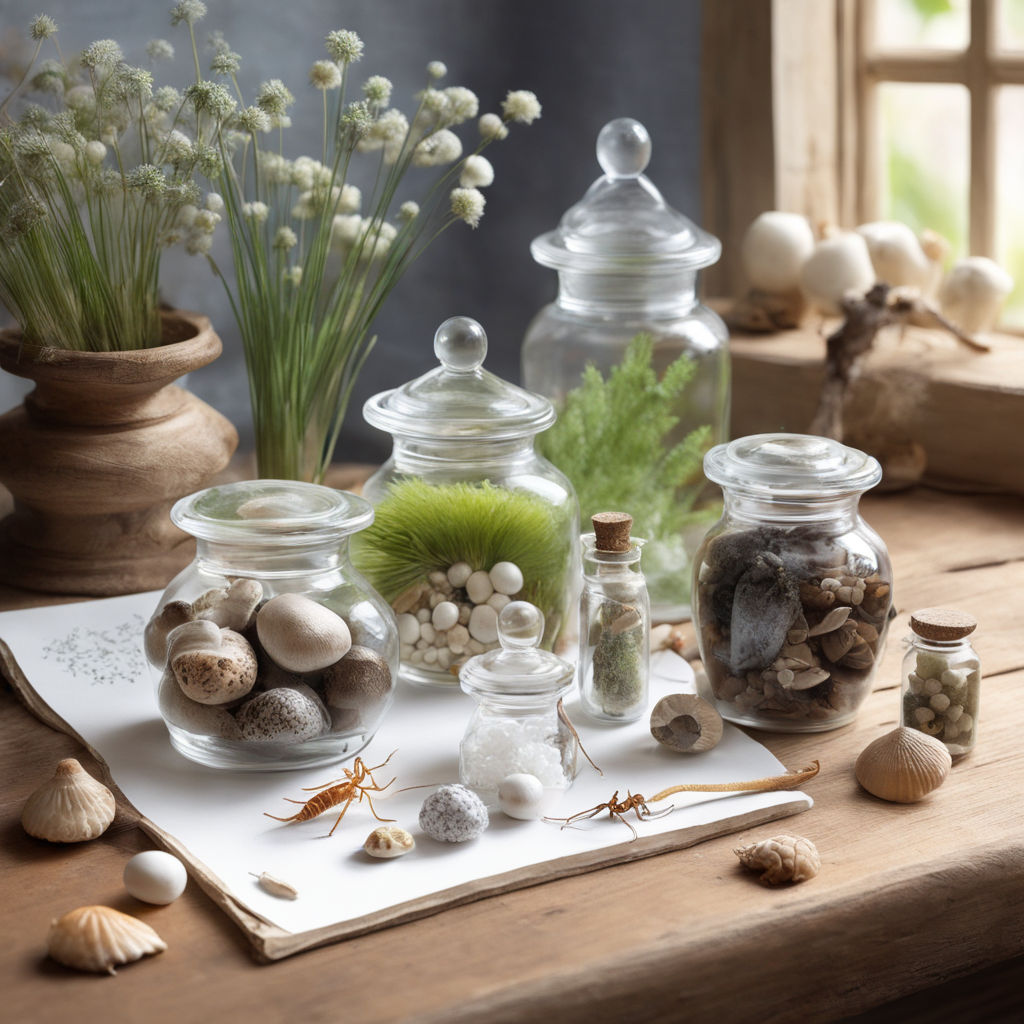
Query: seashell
840 636 875 671
167 620 258 705
807 605 852 637
820 622 859 663
734 833 821 884
855 726 952 803
256 594 352 673
649 694 724 753
22 759 116 843
198 577 263 631
363 824 416 858
236 687 330 743
782 667 831 691
47 905 166 975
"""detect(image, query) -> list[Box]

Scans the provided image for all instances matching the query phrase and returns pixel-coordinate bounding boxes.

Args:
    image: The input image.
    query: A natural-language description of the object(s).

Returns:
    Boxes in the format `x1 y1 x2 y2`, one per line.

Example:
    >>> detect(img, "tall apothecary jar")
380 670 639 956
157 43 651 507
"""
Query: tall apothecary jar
522 117 730 620
354 316 579 688
145 481 398 771
692 434 893 733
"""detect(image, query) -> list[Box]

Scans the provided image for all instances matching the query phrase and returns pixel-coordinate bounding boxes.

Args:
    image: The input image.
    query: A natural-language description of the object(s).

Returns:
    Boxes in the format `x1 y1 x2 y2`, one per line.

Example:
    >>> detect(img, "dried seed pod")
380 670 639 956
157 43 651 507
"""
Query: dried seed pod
251 871 299 899
21 759 116 843
47 906 166 975
735 833 821 884
855 726 952 803
650 694 724 753
363 824 416 858
807 605 853 637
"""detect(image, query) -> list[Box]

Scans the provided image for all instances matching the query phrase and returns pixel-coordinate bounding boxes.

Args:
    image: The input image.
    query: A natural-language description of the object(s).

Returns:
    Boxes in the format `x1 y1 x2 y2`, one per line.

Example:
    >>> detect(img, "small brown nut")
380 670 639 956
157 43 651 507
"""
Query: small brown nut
650 694 724 753
734 833 821 885
363 825 415 859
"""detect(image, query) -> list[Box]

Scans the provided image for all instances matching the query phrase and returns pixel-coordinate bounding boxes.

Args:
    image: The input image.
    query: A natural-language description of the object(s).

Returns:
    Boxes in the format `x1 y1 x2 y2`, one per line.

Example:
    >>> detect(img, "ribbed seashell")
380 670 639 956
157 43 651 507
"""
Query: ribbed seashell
21 759 116 843
47 905 166 975
855 726 952 803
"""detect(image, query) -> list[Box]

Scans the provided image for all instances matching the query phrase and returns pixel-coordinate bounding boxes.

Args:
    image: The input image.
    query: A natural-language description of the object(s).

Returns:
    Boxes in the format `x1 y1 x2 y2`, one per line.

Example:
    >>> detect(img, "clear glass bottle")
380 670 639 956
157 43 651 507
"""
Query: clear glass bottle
579 512 651 723
356 316 579 688
901 608 980 758
458 602 577 806
145 480 398 771
522 117 730 620
692 434 893 732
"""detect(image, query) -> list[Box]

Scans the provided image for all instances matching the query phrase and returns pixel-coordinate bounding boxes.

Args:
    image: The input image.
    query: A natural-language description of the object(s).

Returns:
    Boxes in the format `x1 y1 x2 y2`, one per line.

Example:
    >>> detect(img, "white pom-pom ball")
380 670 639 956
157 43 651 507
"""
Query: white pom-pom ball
741 211 815 293
939 256 1014 334
800 231 876 315
856 220 931 290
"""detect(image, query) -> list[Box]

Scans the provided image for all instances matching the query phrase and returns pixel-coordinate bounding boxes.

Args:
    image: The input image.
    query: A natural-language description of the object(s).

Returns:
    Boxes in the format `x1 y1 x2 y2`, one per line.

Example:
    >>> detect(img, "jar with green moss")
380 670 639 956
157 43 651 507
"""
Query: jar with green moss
355 316 579 687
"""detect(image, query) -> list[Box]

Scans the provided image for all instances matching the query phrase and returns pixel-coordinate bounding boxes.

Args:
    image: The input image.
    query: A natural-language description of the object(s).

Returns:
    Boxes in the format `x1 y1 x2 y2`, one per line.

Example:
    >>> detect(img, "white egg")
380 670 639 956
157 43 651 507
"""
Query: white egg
497 773 546 820
123 850 188 905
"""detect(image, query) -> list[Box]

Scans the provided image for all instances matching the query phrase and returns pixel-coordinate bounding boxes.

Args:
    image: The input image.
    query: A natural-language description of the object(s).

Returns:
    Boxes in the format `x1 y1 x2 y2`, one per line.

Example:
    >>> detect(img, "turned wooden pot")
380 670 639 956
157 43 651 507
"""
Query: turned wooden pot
0 309 238 595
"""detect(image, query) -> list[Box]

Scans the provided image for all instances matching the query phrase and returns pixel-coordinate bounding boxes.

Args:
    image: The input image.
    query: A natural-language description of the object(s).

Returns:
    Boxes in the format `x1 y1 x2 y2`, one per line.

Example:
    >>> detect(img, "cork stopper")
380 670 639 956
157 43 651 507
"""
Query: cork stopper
592 512 633 552
910 607 977 642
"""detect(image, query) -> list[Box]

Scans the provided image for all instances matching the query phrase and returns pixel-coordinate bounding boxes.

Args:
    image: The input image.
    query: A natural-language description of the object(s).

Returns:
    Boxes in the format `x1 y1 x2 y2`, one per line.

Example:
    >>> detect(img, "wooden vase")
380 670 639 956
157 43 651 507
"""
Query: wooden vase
0 310 238 596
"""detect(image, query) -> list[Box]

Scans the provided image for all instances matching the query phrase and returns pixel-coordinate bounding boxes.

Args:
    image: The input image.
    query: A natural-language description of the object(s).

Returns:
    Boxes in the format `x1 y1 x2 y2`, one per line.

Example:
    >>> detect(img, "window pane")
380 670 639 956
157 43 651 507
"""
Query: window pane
879 83 969 262
874 0 969 51
996 0 1024 52
996 87 1024 325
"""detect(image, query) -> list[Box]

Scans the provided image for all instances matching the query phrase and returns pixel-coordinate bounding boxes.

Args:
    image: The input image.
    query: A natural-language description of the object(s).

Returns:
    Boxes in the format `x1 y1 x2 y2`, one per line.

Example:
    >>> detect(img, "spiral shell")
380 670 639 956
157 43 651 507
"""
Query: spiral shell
47 905 166 975
21 759 116 843
855 726 952 803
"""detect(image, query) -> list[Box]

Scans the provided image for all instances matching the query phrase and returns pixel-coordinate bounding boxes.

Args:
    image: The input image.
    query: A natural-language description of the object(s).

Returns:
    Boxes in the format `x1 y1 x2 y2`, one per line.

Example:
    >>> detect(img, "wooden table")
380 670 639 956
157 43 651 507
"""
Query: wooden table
2 487 1023 1023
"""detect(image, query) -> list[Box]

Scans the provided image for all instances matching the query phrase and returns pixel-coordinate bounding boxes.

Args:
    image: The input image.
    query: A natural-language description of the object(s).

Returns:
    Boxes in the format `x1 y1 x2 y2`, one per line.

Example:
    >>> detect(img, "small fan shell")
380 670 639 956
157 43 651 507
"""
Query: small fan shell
855 726 952 803
47 905 166 975
21 759 116 843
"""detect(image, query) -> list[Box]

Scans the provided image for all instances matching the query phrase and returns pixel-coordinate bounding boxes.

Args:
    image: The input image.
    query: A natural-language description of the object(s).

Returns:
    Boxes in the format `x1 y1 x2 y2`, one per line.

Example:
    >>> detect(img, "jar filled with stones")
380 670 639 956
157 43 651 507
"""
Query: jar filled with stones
901 607 980 758
692 434 893 732
144 481 398 771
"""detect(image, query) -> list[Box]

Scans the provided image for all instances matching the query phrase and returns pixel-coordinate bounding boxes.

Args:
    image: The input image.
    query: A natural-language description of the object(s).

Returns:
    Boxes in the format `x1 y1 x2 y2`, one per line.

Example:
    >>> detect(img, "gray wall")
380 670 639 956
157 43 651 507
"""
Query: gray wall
0 0 703 464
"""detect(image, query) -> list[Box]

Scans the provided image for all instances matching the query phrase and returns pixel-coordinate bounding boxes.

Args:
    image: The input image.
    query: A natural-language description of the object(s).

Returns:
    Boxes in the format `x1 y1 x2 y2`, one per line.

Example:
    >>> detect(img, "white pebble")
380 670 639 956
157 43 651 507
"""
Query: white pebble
465 570 494 604
941 668 969 688
423 647 439 665
400 642 414 659
447 624 469 654
467 639 486 655
123 850 188 905
497 773 546 820
908 674 925 695
489 561 524 596
946 703 964 723
397 613 420 646
420 621 436 644
415 638 428 650
432 601 459 631
468 603 499 644
428 592 444 609
929 692 951 712
958 712 974 731
409 648 424 664
458 603 472 625
913 706 935 724
437 648 452 670
487 592 511 612
924 678 943 695
447 561 472 588
428 570 448 588
944 722 960 740
416 608 431 623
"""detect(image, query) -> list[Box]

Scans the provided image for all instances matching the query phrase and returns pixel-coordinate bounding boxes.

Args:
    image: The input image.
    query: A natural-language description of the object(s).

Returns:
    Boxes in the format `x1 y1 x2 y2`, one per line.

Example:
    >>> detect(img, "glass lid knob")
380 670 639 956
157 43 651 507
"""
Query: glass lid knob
434 316 487 373
596 117 651 179
497 601 545 650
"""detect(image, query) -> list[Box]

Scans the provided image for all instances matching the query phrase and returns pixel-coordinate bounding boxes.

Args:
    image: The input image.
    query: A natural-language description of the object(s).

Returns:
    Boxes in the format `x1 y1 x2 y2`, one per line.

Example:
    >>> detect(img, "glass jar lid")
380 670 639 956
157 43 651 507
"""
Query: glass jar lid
459 602 575 699
363 316 555 441
531 118 721 274
704 433 883 499
171 480 374 545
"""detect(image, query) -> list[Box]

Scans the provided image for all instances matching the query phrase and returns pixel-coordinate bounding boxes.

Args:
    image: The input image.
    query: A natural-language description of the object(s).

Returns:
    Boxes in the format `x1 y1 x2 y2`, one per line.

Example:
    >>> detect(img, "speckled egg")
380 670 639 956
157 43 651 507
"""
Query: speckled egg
123 850 188 905
419 784 489 842
236 688 330 743
497 773 546 820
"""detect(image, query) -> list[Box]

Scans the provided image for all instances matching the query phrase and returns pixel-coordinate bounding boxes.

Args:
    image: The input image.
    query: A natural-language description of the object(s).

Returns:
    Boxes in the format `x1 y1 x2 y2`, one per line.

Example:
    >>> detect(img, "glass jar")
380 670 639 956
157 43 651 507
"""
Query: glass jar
692 434 893 732
355 316 579 688
522 117 730 620
901 608 980 758
145 480 398 771
458 601 577 805
578 513 651 723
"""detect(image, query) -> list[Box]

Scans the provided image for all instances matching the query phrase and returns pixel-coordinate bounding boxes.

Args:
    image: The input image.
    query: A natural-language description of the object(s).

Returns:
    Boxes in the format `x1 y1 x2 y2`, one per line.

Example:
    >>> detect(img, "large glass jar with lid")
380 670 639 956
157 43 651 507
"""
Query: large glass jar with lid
691 434 893 733
523 117 730 621
354 316 579 688
144 480 398 771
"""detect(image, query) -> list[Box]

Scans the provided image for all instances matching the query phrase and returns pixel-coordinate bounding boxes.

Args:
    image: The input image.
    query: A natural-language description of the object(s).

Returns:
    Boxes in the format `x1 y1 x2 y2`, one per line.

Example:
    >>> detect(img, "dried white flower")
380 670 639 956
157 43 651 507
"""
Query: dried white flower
501 90 541 125
84 140 106 165
256 79 294 118
450 186 485 228
459 154 494 188
170 0 207 27
205 192 224 213
398 200 419 222
177 203 199 228
192 209 220 232
291 155 331 190
413 129 462 167
185 231 213 254
340 100 373 140
147 39 175 62
478 112 508 141
152 86 181 113
258 151 292 185
243 201 269 223
360 218 397 260
444 87 479 124
291 191 318 221
81 40 122 70
427 61 447 80
162 129 194 165
186 81 236 119
126 163 166 199
210 49 241 76
30 15 58 40
362 75 392 106
310 60 342 91
330 213 362 249
325 29 363 64
357 108 408 163
65 85 96 114
337 183 361 213
273 226 298 251
236 105 271 134
31 60 65 95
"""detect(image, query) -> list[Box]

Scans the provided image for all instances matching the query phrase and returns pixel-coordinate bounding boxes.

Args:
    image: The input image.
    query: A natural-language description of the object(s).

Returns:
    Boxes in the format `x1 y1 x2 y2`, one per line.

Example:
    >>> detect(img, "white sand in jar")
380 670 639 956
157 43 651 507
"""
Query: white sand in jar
460 717 570 791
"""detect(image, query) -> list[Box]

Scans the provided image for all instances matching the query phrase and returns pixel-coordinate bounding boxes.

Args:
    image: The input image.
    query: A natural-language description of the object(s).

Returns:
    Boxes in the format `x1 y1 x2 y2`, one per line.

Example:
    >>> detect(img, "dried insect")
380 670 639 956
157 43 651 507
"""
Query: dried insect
264 751 397 836
546 761 820 841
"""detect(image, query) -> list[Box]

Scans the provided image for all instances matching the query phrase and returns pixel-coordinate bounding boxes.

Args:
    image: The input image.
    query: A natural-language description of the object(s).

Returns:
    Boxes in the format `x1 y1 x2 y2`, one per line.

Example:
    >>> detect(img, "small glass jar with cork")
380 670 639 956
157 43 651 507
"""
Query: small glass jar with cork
901 607 980 758
578 512 651 723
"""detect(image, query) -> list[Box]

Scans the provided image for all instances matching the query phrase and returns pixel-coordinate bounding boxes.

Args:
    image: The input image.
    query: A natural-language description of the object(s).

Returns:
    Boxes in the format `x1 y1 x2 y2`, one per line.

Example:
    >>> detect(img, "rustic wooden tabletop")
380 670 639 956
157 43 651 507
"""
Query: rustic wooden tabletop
2 486 1023 1024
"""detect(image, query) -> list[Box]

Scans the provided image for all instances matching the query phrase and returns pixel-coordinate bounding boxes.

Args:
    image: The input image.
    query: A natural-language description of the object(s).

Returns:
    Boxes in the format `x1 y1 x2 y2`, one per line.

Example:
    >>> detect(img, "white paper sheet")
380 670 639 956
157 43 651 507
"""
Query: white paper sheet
0 593 812 935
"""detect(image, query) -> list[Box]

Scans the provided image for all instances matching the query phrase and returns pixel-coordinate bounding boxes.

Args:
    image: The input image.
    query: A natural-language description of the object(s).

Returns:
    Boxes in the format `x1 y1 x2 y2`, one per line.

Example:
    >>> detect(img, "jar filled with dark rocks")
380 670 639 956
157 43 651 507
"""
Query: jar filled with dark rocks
144 481 398 771
692 434 893 732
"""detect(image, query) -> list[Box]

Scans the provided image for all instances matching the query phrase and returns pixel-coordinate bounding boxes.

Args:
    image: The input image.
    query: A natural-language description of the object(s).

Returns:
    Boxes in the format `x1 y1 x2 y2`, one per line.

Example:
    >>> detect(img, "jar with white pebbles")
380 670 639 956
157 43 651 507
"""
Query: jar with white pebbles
458 601 577 808
144 481 398 771
901 608 981 758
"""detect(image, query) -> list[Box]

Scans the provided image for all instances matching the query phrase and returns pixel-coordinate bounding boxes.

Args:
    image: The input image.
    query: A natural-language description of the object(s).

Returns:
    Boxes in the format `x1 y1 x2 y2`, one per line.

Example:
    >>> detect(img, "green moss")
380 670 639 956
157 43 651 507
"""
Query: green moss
351 477 573 646
591 614 644 716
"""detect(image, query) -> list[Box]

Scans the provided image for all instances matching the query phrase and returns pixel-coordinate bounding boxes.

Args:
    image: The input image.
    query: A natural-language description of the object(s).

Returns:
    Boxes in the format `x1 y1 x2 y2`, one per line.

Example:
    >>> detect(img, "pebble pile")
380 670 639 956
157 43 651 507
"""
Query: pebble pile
902 648 980 755
395 560 525 671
